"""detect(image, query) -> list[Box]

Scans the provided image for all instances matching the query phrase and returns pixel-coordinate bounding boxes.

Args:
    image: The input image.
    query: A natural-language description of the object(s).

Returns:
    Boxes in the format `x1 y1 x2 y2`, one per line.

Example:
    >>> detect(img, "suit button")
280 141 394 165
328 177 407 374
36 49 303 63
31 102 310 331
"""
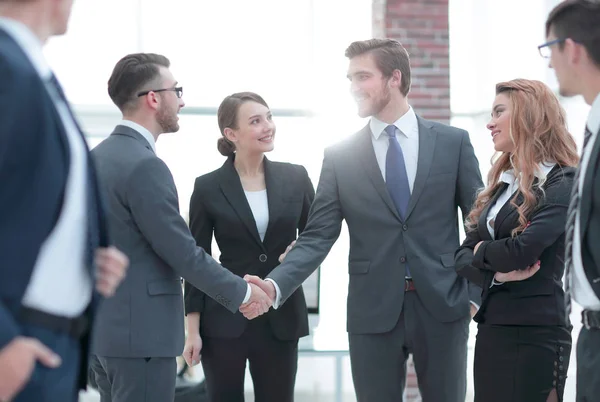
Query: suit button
259 254 268 262
402 225 408 231
400 257 406 263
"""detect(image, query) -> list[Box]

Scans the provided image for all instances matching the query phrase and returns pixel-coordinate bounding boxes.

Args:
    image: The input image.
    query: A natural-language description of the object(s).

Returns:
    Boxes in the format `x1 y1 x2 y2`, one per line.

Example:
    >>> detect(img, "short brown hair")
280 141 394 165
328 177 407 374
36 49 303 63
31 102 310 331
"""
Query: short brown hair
546 0 600 67
108 53 170 112
216 92 269 157
345 38 412 96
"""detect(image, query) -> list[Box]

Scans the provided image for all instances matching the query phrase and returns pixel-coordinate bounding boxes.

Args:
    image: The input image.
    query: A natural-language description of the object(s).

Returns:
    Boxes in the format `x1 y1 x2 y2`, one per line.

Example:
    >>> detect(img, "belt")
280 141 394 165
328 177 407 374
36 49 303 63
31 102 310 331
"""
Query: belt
405 278 416 292
18 307 89 339
582 310 600 330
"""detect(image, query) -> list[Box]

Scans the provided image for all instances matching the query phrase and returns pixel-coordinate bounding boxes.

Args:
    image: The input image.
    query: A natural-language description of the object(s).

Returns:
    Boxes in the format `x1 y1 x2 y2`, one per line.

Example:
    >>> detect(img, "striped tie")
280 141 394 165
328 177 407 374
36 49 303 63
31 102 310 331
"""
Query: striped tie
564 126 594 315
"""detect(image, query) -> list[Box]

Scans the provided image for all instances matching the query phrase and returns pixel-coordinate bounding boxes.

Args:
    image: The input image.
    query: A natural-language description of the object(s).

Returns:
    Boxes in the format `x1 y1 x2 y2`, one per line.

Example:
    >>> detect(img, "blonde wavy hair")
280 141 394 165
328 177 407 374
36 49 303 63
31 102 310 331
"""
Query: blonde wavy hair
465 79 579 237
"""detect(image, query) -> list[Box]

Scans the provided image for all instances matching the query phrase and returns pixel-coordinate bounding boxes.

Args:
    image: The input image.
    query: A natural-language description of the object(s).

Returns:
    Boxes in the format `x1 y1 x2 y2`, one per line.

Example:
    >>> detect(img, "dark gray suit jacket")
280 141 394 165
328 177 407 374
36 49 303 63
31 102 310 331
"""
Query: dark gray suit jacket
580 124 600 298
268 116 483 334
91 125 248 358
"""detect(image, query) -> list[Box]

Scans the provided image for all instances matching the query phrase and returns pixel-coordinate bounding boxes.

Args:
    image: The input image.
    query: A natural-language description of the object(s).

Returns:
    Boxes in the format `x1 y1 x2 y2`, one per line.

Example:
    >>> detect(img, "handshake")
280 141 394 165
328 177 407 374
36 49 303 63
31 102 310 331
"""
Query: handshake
237 240 296 319
239 275 276 319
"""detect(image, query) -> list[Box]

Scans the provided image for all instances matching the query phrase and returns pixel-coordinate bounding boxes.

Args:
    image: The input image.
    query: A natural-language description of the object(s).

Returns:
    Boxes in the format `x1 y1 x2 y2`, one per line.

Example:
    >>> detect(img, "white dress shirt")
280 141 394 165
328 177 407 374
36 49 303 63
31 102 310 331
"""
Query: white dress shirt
0 18 92 317
572 93 600 310
369 107 420 191
119 120 157 153
245 190 269 241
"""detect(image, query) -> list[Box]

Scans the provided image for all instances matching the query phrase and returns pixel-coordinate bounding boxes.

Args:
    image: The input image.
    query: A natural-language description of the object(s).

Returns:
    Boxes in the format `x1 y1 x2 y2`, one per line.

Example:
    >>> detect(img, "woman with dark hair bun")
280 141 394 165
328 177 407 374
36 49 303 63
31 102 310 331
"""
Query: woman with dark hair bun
183 92 315 402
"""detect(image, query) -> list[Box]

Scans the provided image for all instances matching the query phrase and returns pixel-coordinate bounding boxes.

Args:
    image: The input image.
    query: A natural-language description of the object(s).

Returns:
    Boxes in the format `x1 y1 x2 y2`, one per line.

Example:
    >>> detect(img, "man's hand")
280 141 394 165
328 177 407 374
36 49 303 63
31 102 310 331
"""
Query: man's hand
95 246 129 297
473 241 483 255
244 275 276 301
0 337 61 401
494 261 541 283
182 333 202 367
239 280 274 320
279 240 296 263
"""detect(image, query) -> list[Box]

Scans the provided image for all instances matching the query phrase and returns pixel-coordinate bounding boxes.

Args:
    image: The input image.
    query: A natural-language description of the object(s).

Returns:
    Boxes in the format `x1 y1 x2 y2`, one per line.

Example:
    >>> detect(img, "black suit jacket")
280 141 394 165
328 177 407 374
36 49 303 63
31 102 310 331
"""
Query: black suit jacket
580 125 600 298
0 29 107 388
455 165 575 326
184 157 314 340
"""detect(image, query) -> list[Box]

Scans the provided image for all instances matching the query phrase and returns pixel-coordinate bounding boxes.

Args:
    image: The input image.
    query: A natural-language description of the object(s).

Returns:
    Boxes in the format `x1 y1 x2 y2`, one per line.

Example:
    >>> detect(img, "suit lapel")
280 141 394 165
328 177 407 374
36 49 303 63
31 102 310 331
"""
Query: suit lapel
218 158 266 251
404 117 436 220
263 158 284 246
492 185 520 238
581 127 600 236
476 184 509 241
357 125 402 222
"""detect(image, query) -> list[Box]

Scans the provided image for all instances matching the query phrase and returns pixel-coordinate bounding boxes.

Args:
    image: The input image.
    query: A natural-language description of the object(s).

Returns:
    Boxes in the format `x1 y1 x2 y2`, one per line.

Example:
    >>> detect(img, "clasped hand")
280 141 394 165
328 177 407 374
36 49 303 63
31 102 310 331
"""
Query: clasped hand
238 277 276 319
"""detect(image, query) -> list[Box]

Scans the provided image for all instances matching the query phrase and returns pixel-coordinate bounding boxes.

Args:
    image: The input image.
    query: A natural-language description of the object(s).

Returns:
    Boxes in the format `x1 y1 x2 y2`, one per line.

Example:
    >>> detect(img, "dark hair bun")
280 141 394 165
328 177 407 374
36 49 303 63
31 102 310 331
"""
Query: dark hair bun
217 137 235 157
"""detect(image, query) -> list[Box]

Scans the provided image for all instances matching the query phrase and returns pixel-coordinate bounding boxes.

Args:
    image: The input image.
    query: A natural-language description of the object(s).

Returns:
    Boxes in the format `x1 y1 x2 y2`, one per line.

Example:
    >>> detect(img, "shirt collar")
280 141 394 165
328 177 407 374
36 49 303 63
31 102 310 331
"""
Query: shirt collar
119 120 157 153
499 162 556 185
0 17 51 80
587 92 600 136
370 106 417 140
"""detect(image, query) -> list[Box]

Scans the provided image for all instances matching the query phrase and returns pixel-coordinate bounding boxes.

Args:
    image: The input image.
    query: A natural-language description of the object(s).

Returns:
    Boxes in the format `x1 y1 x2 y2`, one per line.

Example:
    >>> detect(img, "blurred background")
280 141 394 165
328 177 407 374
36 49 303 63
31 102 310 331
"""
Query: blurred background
54 0 588 400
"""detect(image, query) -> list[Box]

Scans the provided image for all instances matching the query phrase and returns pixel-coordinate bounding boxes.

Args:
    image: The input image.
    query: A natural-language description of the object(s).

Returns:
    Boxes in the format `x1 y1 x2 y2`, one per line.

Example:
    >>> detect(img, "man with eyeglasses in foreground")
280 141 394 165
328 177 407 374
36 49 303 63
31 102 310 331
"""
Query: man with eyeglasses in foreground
541 1 600 400
89 53 273 402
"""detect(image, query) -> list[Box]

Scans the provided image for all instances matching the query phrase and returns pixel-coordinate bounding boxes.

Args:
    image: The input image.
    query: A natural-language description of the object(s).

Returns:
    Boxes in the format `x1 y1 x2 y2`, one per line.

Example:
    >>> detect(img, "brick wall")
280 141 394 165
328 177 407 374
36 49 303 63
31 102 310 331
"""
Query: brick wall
380 0 451 124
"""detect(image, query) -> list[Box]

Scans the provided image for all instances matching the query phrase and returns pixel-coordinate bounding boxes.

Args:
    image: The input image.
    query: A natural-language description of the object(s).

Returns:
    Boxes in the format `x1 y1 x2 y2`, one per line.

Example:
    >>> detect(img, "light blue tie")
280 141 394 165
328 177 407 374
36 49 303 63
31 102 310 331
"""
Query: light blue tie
384 125 412 277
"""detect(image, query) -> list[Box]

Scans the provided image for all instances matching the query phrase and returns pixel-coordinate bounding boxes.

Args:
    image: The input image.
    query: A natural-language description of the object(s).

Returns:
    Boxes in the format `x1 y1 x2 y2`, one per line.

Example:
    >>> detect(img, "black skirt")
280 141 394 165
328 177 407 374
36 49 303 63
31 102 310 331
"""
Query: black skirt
474 324 572 402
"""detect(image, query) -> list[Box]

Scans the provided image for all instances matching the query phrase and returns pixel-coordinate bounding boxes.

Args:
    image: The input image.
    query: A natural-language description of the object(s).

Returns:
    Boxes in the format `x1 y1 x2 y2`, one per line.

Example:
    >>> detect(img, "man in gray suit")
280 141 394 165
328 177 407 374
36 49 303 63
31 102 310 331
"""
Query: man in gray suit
89 53 272 402
245 39 483 401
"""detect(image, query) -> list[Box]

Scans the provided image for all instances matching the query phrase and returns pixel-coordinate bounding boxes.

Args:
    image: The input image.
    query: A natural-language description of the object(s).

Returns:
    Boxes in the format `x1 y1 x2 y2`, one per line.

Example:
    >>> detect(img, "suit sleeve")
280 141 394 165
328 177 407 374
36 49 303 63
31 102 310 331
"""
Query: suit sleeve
126 158 247 313
472 173 573 273
184 177 214 315
455 227 494 290
298 165 316 233
0 63 46 349
267 149 343 305
455 130 485 305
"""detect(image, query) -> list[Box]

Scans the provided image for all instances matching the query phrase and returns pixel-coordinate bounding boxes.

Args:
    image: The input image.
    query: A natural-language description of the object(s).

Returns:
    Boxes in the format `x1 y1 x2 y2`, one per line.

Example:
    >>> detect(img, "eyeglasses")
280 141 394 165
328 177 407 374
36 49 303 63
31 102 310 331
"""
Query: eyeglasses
137 87 183 98
538 38 566 58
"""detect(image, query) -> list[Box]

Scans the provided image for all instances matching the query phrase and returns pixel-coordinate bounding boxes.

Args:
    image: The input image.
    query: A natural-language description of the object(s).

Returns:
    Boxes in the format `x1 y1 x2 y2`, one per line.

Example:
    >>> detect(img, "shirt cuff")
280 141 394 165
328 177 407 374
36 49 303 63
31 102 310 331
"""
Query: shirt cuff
490 279 504 288
242 283 252 304
469 301 480 310
265 278 282 309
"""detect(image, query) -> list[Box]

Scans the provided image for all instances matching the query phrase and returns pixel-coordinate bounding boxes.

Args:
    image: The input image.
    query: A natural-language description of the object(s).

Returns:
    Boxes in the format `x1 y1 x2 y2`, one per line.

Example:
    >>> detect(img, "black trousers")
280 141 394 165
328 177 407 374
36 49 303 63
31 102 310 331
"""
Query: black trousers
576 326 600 402
474 324 571 402
201 317 299 402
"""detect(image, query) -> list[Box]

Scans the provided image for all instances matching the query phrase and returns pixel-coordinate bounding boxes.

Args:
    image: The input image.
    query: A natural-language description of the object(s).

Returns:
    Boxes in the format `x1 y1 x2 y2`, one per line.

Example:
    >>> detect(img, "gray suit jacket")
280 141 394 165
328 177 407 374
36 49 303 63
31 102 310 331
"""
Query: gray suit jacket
91 125 248 358
268 116 483 334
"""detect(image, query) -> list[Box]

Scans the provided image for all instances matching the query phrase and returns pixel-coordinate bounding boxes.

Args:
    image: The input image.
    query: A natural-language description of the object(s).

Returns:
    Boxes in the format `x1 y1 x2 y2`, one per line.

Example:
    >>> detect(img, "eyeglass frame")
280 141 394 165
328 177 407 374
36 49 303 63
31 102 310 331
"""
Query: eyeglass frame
537 38 567 58
137 86 183 98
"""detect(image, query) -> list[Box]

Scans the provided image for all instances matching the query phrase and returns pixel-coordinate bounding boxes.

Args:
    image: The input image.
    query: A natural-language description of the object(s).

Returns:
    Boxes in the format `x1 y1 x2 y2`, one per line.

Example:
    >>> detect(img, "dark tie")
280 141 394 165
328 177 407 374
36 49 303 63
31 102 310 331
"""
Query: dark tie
564 126 594 315
47 73 100 268
384 125 412 277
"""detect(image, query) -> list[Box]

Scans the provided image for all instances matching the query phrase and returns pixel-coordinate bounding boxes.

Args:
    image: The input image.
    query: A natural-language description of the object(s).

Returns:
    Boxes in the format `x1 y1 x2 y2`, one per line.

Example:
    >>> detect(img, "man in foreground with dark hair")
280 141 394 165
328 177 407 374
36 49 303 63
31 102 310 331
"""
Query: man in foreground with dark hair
543 0 600 400
0 0 128 401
